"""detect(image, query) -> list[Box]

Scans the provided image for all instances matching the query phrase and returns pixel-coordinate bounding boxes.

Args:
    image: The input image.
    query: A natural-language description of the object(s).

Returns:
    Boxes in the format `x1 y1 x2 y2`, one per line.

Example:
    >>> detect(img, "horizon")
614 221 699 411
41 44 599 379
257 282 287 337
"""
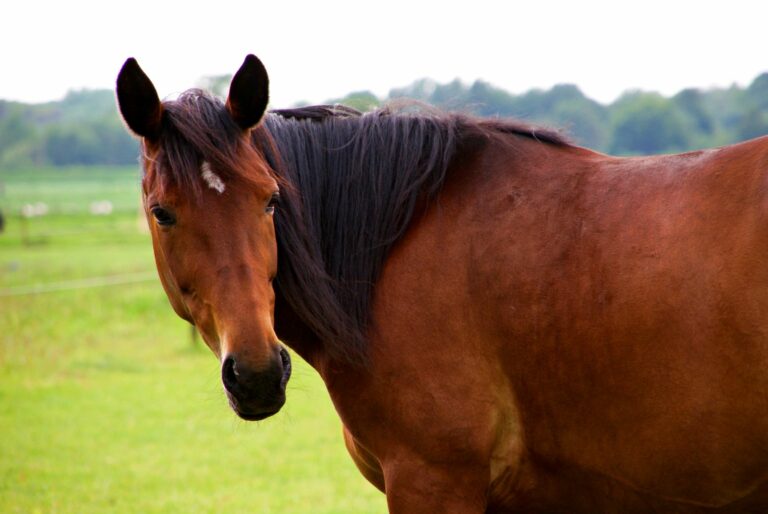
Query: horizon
3 69 764 110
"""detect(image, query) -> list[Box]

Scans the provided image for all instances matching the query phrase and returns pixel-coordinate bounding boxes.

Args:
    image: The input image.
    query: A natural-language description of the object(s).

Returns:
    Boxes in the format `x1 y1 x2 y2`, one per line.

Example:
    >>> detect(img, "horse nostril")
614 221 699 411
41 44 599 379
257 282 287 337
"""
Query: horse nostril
279 347 292 384
222 356 238 392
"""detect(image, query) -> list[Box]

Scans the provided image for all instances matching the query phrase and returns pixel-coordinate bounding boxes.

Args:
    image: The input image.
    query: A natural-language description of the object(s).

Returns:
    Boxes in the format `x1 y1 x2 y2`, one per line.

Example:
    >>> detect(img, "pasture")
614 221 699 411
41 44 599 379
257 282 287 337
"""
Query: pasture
0 167 385 513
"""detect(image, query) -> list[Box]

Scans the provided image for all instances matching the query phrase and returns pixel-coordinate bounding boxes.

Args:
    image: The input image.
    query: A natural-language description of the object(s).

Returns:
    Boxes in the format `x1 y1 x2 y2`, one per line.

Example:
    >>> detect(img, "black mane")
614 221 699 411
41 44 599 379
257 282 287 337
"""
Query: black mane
152 91 568 364
258 104 569 363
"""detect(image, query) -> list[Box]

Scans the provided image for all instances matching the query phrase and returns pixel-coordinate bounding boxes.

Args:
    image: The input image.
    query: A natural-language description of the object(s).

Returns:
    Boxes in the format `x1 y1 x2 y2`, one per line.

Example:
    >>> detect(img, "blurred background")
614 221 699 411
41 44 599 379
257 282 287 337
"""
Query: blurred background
2 1 768 513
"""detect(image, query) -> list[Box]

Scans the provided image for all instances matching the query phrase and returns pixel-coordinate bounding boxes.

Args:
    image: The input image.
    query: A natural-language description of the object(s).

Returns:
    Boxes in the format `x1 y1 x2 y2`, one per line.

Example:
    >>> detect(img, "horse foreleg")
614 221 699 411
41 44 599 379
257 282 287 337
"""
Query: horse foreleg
342 424 385 492
383 458 489 514
343 424 490 512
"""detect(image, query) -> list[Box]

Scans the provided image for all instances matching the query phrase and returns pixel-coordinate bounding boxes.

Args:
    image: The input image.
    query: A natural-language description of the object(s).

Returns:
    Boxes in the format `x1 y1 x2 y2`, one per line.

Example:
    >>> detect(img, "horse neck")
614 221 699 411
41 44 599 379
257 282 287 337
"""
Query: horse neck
260 109 463 369
273 285 325 369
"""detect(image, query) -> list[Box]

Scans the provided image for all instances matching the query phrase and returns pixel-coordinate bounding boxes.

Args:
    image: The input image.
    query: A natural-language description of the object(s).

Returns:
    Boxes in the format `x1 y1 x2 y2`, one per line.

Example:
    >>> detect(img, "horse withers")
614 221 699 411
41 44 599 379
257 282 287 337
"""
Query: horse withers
117 55 768 513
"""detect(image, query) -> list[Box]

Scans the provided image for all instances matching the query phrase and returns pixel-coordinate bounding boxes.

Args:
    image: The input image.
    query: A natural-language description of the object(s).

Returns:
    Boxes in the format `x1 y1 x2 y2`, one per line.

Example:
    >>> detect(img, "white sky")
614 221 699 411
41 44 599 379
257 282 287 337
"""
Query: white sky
2 1 767 107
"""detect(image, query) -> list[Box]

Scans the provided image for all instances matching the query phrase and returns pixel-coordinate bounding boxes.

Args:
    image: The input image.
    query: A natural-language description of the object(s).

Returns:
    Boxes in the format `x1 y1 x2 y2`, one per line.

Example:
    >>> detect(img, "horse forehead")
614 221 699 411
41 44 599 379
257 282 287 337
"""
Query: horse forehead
201 161 226 193
199 159 277 196
141 141 276 208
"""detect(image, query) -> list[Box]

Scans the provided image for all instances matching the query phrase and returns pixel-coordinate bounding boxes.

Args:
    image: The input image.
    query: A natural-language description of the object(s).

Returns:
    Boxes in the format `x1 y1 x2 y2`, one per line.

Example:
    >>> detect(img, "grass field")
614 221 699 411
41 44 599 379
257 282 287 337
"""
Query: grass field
0 167 386 513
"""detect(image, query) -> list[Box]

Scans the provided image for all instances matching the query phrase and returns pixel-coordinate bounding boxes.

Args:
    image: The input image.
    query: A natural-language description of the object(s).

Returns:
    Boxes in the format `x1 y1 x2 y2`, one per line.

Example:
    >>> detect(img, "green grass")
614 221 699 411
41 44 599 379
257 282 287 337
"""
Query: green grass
0 166 142 215
0 167 386 513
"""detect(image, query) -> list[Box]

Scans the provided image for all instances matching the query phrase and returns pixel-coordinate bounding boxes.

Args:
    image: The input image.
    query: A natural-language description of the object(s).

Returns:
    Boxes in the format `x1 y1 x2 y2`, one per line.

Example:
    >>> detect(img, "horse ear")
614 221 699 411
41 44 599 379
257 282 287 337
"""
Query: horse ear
116 58 162 140
226 54 269 131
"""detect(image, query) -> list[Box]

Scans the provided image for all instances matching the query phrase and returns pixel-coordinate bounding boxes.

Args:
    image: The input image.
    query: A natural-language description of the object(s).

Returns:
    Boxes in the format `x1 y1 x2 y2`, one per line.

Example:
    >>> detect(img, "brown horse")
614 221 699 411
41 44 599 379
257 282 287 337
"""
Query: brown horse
117 55 768 513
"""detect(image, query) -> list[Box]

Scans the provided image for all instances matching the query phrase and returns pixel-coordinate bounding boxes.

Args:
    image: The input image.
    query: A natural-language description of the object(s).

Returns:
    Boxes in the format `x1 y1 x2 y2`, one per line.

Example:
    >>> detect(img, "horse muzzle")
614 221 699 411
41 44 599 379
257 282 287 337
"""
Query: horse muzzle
221 346 292 421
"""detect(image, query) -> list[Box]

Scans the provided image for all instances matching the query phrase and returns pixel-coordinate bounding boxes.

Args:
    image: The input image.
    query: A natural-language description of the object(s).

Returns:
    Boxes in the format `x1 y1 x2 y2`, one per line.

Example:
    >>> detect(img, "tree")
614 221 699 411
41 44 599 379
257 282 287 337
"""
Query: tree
551 101 609 151
4 70 768 166
330 91 380 112
466 80 517 117
673 89 714 135
389 78 439 102
736 73 768 141
610 92 692 155
0 104 35 154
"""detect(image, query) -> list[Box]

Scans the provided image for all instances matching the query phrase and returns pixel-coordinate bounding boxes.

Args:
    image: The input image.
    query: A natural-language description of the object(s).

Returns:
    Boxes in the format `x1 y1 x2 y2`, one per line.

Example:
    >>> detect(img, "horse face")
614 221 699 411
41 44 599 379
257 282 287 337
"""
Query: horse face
117 56 291 421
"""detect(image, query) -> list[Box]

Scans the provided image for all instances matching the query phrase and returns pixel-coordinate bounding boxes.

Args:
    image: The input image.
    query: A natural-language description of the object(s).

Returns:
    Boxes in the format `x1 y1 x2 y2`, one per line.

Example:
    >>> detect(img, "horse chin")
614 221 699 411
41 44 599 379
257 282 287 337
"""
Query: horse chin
227 393 286 421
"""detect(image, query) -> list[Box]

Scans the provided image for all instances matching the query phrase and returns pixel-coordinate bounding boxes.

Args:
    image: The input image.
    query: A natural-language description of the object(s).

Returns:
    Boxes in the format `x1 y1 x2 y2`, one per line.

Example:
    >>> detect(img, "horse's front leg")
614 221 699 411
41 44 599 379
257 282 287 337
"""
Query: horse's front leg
343 425 385 492
383 457 490 514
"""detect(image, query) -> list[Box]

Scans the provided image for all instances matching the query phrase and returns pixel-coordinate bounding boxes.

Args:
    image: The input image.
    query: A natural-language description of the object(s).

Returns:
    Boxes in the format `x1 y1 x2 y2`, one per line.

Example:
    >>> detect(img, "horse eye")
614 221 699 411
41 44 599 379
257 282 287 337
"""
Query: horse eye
151 206 176 226
266 193 280 215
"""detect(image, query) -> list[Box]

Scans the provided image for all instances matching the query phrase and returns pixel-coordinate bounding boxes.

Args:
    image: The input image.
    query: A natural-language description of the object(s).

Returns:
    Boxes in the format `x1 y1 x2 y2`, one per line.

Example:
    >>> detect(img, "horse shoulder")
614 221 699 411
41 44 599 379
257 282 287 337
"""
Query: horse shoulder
328 140 543 507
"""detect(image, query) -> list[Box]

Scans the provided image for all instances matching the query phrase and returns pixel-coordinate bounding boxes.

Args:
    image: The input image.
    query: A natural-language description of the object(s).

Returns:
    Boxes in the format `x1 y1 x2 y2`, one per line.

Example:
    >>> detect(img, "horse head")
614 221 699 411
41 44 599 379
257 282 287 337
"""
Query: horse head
116 55 290 421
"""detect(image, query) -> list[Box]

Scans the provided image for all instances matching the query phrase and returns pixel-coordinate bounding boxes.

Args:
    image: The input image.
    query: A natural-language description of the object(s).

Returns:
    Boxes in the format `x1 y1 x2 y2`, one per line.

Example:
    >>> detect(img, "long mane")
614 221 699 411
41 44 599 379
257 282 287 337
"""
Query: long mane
258 104 569 363
145 91 568 363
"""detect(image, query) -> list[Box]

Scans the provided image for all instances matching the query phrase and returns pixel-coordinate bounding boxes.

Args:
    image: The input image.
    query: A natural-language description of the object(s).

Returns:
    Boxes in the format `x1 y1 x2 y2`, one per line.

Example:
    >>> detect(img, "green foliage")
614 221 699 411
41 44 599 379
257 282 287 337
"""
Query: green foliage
390 78 611 148
387 73 768 154
329 91 380 112
0 90 137 169
609 92 693 155
4 71 768 166
673 88 714 135
467 80 517 116
735 73 768 141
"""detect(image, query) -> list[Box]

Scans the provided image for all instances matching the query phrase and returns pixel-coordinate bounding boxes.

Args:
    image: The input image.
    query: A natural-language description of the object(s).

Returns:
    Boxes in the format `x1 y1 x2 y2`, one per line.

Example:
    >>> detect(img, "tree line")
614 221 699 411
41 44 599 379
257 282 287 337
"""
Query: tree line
2 72 768 168
0 90 138 168
379 73 768 154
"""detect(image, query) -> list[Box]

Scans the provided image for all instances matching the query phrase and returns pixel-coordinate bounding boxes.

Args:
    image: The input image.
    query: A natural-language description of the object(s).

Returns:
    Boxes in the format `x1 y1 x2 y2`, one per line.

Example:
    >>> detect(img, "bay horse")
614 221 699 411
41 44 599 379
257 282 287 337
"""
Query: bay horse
117 55 768 513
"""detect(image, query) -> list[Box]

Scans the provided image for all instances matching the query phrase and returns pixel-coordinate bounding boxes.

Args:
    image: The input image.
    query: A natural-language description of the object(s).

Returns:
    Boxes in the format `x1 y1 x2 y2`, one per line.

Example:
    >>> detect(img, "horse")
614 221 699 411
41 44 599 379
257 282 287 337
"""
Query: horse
116 55 768 513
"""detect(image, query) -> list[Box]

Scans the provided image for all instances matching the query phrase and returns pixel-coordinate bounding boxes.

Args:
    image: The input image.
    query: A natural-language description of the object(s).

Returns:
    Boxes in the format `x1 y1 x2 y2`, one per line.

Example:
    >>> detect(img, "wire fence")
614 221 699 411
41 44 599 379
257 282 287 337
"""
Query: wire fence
0 271 158 297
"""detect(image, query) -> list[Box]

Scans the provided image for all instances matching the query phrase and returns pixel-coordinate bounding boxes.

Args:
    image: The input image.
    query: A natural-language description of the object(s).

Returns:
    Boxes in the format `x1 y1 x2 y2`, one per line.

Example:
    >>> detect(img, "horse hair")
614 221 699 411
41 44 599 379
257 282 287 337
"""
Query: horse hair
148 89 271 198
258 103 568 363
151 90 569 364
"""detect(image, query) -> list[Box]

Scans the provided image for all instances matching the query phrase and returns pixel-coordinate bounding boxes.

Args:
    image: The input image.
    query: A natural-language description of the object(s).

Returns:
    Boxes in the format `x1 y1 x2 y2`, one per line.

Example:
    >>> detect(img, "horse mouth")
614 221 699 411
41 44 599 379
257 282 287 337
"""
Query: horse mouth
228 395 285 421
235 407 282 421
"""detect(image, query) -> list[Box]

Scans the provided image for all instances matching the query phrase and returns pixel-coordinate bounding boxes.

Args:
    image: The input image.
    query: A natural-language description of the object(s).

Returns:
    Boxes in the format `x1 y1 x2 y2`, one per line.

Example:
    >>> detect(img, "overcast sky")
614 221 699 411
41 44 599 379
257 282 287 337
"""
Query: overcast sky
3 1 767 107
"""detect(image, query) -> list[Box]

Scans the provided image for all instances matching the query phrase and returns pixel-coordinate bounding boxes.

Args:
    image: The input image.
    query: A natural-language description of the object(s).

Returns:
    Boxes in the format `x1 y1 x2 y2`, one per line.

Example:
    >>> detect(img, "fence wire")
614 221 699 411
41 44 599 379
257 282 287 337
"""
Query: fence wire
0 271 158 297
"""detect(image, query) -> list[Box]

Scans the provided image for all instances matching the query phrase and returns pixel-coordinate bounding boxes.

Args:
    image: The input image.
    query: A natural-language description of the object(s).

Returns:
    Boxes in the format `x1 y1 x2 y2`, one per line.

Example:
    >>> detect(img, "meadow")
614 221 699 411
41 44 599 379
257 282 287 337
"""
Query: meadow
0 167 386 513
